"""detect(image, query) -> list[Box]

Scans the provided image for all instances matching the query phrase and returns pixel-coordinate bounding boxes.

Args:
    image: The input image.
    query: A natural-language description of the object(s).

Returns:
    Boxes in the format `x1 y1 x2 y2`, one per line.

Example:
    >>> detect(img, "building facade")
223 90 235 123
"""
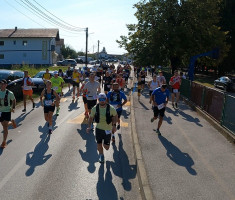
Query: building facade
0 27 60 66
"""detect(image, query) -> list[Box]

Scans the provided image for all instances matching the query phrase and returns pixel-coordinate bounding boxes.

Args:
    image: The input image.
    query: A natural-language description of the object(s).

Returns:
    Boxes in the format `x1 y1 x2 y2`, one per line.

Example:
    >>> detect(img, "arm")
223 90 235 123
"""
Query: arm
40 90 45 107
11 98 16 113
147 81 151 88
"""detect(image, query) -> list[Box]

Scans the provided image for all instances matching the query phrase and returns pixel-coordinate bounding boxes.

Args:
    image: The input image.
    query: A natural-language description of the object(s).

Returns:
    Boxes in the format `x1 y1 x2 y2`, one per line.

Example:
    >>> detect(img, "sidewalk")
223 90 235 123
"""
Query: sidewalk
131 76 235 200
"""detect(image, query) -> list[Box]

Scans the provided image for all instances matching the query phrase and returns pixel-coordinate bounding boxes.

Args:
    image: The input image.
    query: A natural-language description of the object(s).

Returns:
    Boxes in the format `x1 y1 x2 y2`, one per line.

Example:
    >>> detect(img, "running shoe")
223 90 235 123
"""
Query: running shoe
175 103 178 108
98 154 105 163
0 141 7 149
156 129 161 135
22 108 26 112
112 136 115 143
151 118 154 123
117 124 120 130
48 129 53 134
33 102 35 109
11 120 17 129
56 107 60 116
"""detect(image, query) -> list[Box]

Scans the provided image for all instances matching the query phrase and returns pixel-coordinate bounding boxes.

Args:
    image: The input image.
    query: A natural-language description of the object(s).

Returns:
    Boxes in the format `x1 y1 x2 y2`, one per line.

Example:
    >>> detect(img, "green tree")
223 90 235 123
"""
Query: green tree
61 45 77 59
117 0 229 73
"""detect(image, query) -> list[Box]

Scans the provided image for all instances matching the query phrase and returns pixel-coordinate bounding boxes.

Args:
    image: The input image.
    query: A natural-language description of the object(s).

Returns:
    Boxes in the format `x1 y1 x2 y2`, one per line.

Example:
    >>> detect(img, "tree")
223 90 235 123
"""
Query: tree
61 45 77 59
117 0 229 73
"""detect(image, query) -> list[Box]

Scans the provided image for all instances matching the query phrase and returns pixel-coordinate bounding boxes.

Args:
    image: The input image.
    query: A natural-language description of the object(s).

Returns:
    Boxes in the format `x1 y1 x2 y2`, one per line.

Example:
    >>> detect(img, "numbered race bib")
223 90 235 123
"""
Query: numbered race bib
45 100 53 106
53 86 58 91
157 103 165 110
173 89 178 93
105 130 111 135
73 78 78 82
107 85 111 88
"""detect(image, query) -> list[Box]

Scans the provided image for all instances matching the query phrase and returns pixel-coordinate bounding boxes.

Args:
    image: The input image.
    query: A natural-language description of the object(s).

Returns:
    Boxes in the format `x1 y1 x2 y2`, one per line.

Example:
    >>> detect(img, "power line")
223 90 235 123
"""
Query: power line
32 0 85 31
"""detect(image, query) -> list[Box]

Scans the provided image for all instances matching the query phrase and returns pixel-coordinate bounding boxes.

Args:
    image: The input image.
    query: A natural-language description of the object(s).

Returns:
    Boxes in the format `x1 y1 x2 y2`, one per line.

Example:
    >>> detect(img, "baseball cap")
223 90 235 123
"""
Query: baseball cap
98 93 107 99
0 79 7 84
85 78 89 83
54 71 58 75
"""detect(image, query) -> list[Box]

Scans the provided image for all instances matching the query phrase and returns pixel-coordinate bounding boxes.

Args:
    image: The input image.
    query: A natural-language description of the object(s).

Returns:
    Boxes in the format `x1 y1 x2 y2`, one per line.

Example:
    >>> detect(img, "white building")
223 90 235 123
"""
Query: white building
0 27 61 66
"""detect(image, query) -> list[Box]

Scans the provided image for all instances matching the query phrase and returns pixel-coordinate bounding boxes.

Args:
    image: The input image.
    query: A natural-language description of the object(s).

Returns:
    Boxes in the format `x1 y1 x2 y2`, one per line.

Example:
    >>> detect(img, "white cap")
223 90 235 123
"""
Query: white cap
98 93 107 99
54 71 58 75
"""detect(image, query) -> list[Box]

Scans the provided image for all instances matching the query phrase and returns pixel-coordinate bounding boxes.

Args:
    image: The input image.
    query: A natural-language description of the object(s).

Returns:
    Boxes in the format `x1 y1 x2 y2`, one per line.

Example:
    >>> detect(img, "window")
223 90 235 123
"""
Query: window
22 41 27 46
0 54 4 59
0 41 4 46
13 41 16 45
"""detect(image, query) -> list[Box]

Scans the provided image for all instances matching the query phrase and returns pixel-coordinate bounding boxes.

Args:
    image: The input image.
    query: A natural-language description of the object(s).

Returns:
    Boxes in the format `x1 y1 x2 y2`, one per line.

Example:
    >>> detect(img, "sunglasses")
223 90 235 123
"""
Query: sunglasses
99 98 106 102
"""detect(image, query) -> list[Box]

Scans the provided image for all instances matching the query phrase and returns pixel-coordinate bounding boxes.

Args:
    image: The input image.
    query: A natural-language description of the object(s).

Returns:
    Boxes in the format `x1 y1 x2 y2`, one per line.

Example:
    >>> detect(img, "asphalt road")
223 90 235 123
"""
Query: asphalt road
0 85 141 200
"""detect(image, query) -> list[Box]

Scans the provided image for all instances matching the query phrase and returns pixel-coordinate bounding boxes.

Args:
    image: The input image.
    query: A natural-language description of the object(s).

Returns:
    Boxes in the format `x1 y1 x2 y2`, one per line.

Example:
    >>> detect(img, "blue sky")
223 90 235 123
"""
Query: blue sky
1 0 138 55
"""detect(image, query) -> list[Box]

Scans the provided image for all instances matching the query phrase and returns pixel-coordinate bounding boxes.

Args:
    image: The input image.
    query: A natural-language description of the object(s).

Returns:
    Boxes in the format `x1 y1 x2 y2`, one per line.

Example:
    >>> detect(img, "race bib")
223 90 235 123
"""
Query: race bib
141 78 144 81
53 86 58 91
105 130 111 135
107 85 111 88
158 103 165 110
173 89 178 93
45 100 53 106
73 78 78 82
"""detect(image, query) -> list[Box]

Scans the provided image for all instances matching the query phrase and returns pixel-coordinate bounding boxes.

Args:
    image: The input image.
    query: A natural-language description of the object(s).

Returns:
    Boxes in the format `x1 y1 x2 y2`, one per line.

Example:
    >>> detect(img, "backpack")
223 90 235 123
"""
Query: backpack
110 91 120 102
0 90 10 107
22 77 33 86
94 104 112 124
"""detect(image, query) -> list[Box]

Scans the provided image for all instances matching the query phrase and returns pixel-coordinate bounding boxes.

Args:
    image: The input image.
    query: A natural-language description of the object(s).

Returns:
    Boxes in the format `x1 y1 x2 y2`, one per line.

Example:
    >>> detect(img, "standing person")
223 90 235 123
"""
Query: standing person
107 83 127 143
42 69 52 84
0 79 16 148
147 74 160 104
86 93 117 163
72 68 82 100
83 73 101 114
150 84 169 135
81 78 89 118
169 70 181 108
22 70 35 112
40 81 59 134
157 71 166 87
102 71 113 94
51 71 64 116
66 66 73 91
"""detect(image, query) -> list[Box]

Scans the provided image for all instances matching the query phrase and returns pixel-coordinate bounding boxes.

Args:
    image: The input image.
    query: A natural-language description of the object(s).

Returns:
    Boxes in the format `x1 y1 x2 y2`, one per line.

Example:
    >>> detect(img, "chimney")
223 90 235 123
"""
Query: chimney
15 27 17 31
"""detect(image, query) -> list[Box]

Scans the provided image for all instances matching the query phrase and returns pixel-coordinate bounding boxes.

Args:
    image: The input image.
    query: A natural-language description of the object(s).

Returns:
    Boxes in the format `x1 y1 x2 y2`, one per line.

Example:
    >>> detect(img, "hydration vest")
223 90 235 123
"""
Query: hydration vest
44 89 55 100
94 104 112 124
0 90 10 107
110 91 120 102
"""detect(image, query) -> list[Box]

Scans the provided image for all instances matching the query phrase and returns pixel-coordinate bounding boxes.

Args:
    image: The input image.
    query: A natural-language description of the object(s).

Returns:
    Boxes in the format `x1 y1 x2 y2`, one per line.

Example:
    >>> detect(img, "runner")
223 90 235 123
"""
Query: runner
81 78 89 119
22 70 35 112
86 93 117 163
51 71 65 116
0 79 16 148
137 76 142 100
72 68 82 100
116 73 125 91
96 66 103 84
40 80 60 134
139 67 147 91
42 69 52 84
169 70 181 108
102 71 113 94
66 66 73 91
147 74 160 104
107 82 127 143
83 73 101 114
157 70 166 86
150 84 169 135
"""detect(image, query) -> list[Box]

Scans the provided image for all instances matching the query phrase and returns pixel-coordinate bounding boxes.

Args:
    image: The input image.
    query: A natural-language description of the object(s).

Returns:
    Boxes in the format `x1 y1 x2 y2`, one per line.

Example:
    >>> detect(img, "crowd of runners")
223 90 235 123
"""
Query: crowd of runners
0 63 183 163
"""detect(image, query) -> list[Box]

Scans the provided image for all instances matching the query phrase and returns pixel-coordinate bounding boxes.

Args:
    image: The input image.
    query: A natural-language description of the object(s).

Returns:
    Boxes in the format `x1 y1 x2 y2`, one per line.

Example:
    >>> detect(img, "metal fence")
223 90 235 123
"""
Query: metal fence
163 71 235 135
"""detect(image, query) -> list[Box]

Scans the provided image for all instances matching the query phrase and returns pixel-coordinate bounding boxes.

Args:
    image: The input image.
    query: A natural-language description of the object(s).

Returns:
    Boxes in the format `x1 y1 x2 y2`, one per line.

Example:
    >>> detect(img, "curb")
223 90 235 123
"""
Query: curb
129 75 154 200
182 97 235 144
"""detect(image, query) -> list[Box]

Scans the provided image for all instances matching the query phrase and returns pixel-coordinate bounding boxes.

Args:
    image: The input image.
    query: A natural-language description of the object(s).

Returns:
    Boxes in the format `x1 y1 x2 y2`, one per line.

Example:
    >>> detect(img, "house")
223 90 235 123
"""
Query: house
0 27 61 67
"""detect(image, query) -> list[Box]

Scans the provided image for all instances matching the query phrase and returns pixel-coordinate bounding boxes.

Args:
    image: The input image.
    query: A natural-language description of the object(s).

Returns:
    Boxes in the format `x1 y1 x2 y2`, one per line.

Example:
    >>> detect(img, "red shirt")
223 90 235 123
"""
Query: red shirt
170 76 181 89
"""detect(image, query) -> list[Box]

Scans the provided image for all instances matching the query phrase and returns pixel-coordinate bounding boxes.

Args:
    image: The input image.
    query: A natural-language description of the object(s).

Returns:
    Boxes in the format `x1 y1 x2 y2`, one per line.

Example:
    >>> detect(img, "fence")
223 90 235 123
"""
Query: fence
164 72 235 135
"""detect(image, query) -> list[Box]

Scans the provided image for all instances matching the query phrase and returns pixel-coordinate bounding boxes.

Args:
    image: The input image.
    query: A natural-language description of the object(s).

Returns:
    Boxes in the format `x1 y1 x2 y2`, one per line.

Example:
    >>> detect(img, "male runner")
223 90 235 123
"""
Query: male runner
102 71 113 94
147 74 160 104
169 70 181 108
66 66 73 91
72 68 82 100
150 84 169 135
86 93 117 163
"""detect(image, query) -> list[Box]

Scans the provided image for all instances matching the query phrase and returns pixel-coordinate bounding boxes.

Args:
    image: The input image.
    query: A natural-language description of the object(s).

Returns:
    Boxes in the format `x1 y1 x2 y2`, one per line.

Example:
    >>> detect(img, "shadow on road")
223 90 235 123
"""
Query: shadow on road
97 162 118 200
25 133 52 176
78 124 98 173
13 110 34 128
122 109 130 120
0 140 13 156
68 99 80 111
110 134 137 191
159 135 197 176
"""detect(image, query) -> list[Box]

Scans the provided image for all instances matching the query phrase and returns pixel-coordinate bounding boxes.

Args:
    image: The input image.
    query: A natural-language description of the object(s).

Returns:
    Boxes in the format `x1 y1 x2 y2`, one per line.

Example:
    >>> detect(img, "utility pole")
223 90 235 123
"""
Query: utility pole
85 27 88 67
97 40 100 60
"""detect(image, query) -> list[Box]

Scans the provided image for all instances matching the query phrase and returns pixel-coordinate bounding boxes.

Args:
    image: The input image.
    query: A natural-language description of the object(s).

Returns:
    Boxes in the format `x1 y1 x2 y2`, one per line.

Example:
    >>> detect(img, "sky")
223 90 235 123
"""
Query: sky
0 0 139 55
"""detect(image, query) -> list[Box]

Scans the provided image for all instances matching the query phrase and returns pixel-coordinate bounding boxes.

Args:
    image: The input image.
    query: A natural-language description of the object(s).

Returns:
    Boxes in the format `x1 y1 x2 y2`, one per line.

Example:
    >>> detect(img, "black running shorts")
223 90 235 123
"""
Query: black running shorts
153 106 165 117
44 105 55 114
87 100 97 110
0 112 11 122
83 96 88 104
95 128 111 145
117 110 122 118
72 81 80 87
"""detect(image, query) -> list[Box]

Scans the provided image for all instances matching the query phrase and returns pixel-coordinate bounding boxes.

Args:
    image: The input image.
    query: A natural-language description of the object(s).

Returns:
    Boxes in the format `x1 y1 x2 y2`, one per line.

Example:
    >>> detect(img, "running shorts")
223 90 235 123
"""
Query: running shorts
95 128 111 145
72 81 80 87
153 106 165 117
171 88 180 93
117 110 122 118
0 112 11 122
149 90 153 96
44 105 55 113
23 89 33 96
87 100 97 110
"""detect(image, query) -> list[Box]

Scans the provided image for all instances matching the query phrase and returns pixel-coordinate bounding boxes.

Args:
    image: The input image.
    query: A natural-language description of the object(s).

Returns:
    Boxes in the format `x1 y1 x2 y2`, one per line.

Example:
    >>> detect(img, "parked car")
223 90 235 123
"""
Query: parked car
57 59 77 67
214 76 235 92
32 71 54 91
75 58 84 64
0 70 25 98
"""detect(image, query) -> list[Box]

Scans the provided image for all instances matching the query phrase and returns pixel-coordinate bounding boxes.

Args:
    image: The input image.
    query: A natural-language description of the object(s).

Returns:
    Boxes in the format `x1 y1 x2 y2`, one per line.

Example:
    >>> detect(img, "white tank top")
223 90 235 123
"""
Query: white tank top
150 80 159 91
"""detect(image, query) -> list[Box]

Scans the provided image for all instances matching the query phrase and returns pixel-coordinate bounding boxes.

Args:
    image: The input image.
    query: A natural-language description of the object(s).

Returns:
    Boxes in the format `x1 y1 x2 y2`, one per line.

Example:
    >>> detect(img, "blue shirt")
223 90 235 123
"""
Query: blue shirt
107 91 127 111
152 87 169 105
